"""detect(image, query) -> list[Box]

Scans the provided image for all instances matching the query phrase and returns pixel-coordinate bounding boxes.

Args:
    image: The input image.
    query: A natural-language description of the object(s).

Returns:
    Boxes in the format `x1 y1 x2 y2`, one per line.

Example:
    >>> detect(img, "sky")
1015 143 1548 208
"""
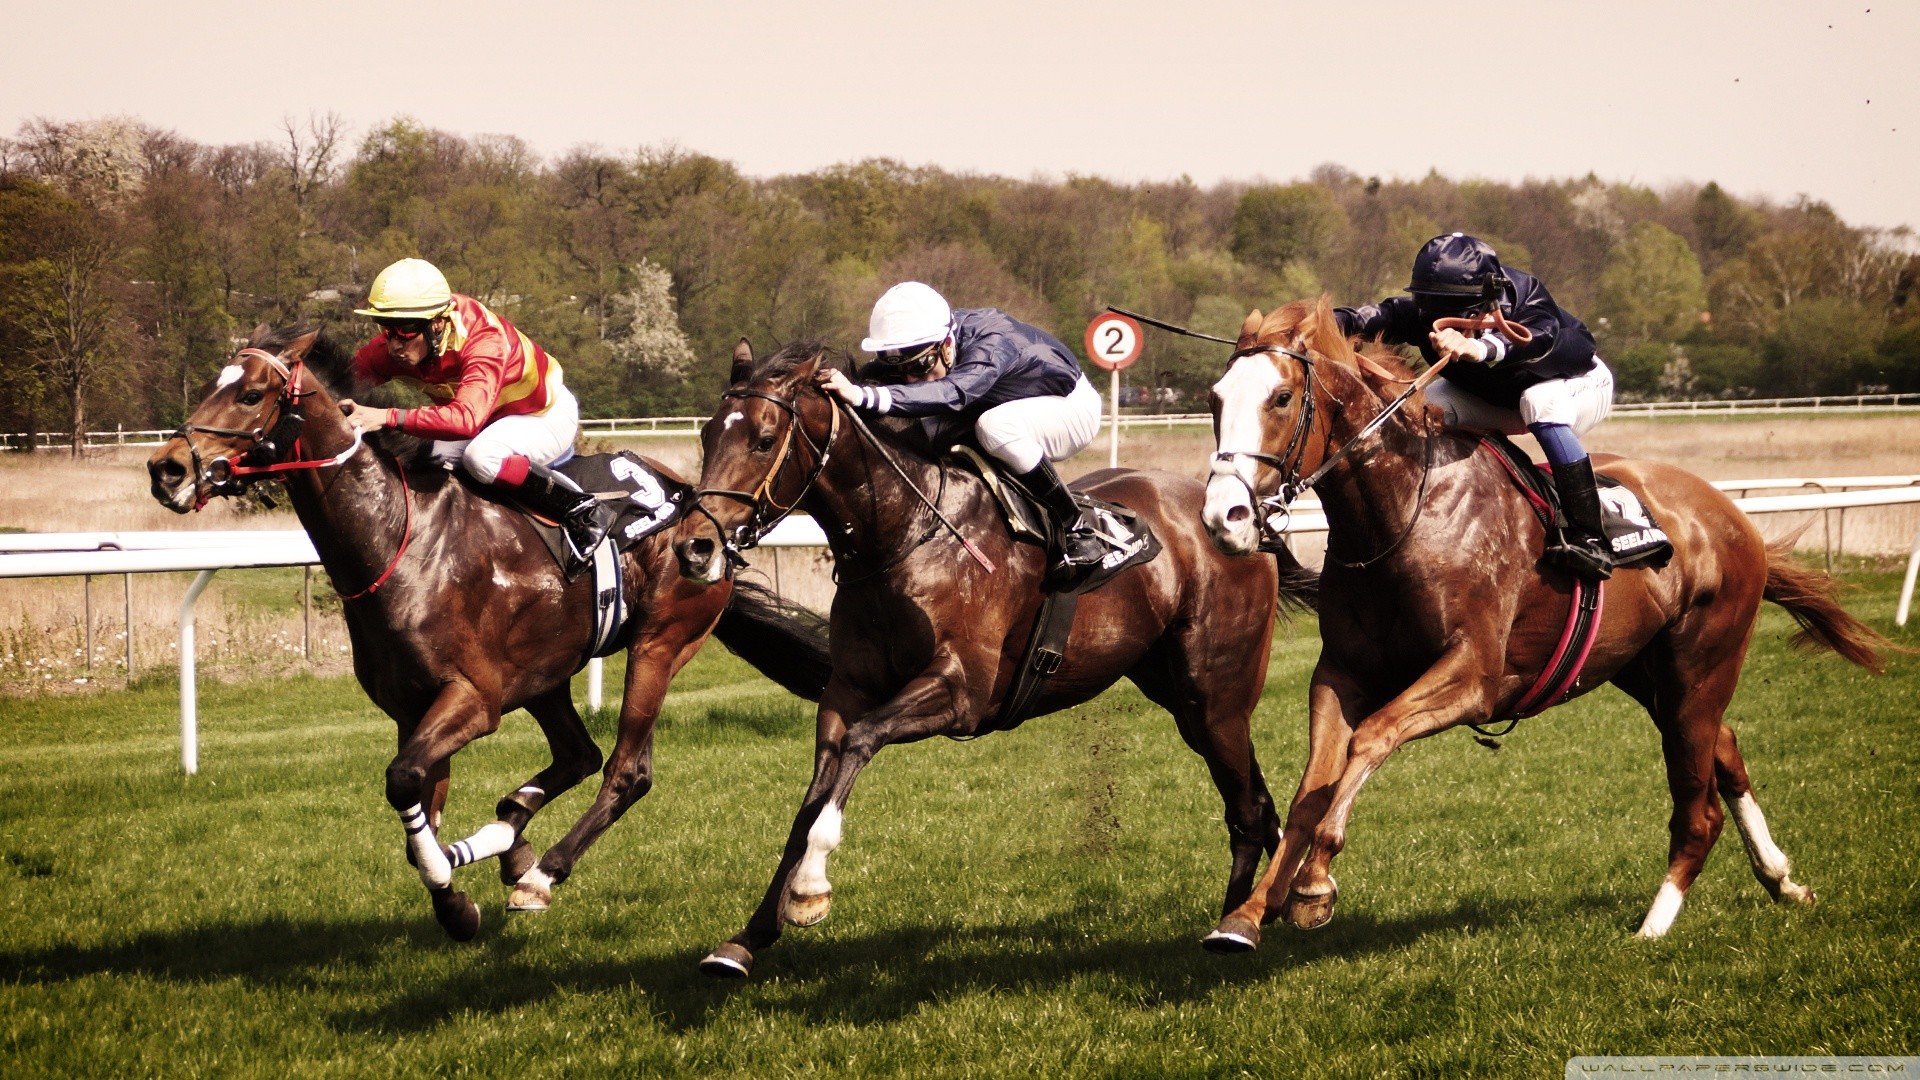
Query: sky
3 0 1915 231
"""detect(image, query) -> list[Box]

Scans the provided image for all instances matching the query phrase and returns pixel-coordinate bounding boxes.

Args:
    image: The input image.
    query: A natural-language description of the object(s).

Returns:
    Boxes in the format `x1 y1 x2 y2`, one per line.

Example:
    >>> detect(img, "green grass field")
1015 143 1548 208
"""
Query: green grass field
2 572 1917 1078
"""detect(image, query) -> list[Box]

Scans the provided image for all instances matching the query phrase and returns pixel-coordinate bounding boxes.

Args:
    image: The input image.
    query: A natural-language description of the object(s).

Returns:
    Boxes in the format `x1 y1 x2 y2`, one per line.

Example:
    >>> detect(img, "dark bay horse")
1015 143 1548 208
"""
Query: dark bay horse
1198 297 1889 947
147 325 831 940
672 340 1319 977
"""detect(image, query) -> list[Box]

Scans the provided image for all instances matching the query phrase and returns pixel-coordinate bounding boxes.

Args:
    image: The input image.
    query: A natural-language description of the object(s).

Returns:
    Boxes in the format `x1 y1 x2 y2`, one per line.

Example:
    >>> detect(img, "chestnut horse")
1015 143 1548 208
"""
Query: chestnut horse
1198 298 1889 948
673 341 1319 978
148 325 831 940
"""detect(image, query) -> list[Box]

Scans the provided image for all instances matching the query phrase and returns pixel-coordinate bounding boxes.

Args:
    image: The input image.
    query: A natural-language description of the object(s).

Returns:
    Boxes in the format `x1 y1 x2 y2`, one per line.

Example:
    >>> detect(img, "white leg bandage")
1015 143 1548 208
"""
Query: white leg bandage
399 803 453 889
447 820 519 869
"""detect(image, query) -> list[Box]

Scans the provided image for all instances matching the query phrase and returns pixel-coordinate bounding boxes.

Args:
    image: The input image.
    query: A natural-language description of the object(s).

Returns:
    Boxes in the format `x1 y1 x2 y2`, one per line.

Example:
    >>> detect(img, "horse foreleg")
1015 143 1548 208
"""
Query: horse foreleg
514 599 722 911
1210 665 1363 950
1714 723 1815 906
386 680 501 941
703 669 956 979
1286 649 1494 932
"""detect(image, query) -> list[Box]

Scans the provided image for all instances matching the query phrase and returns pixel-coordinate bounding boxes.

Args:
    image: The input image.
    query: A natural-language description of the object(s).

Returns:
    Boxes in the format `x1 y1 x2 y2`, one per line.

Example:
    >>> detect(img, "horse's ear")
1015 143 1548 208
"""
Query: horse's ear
283 329 320 362
729 338 754 385
1237 309 1264 348
248 322 272 347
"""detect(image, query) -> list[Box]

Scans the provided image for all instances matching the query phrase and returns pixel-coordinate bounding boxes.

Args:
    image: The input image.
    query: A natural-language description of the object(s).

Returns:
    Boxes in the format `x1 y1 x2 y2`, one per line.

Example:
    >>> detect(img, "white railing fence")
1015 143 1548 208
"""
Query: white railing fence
5 482 1920 775
13 391 1920 449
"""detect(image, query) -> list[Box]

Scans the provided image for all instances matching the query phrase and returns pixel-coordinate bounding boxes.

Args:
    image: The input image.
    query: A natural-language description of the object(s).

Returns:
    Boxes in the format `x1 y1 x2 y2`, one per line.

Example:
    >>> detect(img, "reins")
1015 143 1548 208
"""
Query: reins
171 344 410 600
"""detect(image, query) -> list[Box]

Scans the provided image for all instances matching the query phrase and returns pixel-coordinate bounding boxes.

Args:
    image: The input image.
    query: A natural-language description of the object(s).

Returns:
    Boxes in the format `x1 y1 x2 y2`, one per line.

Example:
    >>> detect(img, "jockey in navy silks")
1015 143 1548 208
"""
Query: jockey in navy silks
815 282 1107 575
1336 233 1618 579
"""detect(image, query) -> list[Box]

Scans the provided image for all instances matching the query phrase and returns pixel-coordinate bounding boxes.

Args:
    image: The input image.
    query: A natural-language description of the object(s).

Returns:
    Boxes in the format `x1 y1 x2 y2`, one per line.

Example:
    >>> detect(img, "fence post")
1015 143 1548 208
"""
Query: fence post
84 575 93 674
124 573 134 683
179 569 217 775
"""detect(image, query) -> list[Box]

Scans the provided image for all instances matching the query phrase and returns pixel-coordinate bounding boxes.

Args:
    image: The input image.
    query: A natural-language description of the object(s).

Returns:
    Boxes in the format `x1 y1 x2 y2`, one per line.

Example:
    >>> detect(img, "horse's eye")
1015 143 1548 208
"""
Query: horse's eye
1272 390 1294 409
754 433 776 453
238 389 265 406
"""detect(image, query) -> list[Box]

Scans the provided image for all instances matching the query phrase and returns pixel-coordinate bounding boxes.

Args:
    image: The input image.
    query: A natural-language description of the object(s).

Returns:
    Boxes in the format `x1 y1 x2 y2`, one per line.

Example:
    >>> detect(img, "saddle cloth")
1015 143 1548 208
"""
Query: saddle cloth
526 451 693 658
1479 437 1675 568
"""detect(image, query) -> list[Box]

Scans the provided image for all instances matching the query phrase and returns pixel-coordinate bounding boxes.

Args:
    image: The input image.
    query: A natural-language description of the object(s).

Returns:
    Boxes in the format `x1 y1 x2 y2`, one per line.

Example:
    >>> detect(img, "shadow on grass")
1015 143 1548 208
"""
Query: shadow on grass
0 888 1623 1035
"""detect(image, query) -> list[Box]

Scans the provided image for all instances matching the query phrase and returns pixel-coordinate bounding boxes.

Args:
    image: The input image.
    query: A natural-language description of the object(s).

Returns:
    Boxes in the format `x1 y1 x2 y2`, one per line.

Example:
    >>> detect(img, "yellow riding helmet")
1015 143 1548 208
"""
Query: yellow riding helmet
354 258 453 318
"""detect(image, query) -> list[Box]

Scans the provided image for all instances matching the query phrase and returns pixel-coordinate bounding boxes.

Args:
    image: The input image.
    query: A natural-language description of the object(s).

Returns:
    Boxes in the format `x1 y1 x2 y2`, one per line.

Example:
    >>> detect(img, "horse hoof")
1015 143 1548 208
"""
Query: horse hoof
1775 880 1817 906
782 889 832 927
1283 884 1338 931
431 889 483 941
506 883 551 912
700 943 754 979
500 839 537 886
1203 914 1261 953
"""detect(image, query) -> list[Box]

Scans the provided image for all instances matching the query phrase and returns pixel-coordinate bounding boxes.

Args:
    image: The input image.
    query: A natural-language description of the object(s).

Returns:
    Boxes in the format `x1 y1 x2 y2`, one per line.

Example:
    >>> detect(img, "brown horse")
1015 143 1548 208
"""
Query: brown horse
671 340 1319 977
147 325 831 940
1197 297 1889 948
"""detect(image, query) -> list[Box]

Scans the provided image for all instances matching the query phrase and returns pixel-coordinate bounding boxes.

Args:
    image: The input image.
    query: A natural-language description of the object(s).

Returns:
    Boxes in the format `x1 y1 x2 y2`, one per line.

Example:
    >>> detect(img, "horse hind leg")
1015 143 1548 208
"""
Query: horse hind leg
451 687 605 897
1715 723 1815 906
1635 664 1742 940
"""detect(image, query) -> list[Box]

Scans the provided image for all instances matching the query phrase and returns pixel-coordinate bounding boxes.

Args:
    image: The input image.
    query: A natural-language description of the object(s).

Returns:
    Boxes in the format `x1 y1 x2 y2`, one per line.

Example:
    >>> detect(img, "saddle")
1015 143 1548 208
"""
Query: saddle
1477 436 1674 569
521 451 693 658
946 445 1163 734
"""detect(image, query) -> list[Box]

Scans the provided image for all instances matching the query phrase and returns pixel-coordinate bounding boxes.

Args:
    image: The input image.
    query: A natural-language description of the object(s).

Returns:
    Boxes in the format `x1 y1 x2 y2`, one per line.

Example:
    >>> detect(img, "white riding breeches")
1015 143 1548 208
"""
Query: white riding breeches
1423 358 1615 437
973 375 1104 474
429 379 581 483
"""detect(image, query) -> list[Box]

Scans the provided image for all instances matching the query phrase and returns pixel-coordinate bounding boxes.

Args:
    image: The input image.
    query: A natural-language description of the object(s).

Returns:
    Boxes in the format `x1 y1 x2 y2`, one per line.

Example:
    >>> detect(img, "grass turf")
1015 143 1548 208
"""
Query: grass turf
1 571 1916 1077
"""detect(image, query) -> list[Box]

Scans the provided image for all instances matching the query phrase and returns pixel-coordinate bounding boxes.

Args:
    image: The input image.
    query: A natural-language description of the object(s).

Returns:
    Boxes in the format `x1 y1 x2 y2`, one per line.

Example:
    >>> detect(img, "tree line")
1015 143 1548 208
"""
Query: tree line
2 114 1916 452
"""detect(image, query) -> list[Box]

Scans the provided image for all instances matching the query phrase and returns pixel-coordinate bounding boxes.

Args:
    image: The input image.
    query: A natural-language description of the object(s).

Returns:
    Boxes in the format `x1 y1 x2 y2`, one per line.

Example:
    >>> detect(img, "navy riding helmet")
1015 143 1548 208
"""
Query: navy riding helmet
1407 233 1508 315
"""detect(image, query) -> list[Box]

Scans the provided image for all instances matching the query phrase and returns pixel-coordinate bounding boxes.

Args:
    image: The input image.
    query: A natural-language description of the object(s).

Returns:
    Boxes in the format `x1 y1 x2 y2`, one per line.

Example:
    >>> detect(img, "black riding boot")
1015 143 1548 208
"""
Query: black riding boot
515 469 615 576
1543 458 1615 580
1015 460 1107 576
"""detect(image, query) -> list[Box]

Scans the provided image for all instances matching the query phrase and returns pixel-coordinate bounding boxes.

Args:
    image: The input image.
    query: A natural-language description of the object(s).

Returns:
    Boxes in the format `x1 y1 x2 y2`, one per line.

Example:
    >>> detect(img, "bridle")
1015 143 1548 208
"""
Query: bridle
691 385 842 569
691 375 997 576
1213 342 1449 567
169 345 408 601
171 347 365 508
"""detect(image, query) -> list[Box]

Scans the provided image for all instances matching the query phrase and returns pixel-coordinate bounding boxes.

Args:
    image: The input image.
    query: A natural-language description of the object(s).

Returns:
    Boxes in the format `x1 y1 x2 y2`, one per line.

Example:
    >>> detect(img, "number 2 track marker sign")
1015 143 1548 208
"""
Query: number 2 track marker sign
1085 312 1143 468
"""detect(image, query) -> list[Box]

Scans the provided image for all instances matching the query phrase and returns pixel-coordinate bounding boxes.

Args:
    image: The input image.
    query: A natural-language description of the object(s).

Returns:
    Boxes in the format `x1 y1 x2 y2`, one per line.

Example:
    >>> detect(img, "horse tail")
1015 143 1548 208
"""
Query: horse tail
712 580 833 701
1271 546 1320 616
1762 536 1890 674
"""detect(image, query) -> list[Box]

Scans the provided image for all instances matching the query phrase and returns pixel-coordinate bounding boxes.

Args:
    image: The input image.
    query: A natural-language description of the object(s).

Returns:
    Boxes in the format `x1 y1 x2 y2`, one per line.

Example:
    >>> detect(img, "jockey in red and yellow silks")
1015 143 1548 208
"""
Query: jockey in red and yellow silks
351 292 562 442
343 258 610 571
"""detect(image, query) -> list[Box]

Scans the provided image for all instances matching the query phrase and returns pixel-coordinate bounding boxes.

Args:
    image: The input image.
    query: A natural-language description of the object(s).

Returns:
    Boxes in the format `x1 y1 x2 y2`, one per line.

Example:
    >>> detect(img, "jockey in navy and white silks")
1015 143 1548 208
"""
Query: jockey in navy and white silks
816 281 1106 573
1335 233 1618 579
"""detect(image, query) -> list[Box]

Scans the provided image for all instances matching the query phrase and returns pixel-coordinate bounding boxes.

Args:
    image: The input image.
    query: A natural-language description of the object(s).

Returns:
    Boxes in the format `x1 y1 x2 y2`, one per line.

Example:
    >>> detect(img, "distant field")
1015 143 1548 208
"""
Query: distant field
1 572 1915 1077
3 411 1918 691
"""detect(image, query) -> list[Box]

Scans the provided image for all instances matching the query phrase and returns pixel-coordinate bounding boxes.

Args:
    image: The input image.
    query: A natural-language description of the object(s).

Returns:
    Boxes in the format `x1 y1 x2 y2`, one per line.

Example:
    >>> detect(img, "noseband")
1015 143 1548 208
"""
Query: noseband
692 386 841 565
171 347 364 506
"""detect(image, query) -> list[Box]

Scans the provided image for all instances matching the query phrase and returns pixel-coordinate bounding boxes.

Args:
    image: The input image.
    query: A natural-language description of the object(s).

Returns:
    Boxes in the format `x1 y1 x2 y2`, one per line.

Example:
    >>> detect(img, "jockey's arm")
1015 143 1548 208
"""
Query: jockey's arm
832 336 1010 417
393 351 509 440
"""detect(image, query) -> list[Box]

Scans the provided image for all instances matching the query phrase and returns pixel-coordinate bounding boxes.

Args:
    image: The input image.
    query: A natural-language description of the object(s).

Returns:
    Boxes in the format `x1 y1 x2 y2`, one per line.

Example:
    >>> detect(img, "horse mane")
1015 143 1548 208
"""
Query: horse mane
751 339 850 382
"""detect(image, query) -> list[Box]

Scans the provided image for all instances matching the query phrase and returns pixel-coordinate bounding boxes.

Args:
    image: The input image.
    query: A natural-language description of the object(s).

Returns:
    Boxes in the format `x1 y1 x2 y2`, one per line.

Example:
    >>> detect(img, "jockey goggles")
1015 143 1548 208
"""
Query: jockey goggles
376 317 434 340
873 338 944 372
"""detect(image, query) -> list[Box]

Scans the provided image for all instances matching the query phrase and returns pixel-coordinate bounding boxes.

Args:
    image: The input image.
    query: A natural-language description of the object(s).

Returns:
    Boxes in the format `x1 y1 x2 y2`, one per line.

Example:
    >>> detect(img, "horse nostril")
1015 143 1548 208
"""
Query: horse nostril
688 538 715 561
1225 504 1251 525
157 460 185 484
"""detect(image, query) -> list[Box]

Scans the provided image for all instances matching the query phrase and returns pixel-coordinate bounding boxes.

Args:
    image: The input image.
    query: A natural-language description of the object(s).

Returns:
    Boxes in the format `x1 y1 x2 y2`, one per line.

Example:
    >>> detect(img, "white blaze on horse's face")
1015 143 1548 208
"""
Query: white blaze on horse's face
215 364 245 390
1203 352 1284 555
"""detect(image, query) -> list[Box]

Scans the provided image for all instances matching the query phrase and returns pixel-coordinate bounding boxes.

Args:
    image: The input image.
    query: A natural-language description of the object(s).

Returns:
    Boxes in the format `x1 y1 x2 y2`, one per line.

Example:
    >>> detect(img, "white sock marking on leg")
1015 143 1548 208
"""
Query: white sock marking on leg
1728 792 1792 883
1637 879 1686 939
516 866 554 893
790 803 843 897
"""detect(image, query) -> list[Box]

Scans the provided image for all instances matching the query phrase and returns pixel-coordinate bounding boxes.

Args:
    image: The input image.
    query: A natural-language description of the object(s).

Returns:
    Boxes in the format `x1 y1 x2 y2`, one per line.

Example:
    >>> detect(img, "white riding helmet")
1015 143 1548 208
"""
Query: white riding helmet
861 282 953 353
